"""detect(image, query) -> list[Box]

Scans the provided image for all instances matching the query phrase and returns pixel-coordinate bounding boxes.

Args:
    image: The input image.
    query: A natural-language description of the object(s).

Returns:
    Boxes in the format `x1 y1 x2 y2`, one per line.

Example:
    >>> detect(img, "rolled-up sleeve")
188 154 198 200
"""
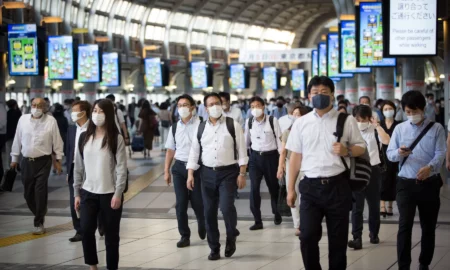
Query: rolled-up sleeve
51 118 64 160
235 121 249 166
244 119 251 149
285 119 303 154
11 116 23 163
165 126 176 150
387 126 401 162
186 125 201 170
114 136 127 198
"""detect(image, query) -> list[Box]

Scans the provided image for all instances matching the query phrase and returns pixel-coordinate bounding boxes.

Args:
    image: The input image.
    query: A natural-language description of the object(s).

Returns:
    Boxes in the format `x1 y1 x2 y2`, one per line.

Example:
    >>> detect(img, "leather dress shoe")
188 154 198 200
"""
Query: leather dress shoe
225 238 236 258
249 223 263 231
208 250 221 261
69 234 82 242
348 238 362 250
177 237 190 248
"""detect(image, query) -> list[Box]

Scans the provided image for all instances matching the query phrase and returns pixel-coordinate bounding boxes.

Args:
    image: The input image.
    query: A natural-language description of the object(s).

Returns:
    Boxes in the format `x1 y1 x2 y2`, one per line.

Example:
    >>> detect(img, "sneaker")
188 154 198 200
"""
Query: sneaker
32 225 46 235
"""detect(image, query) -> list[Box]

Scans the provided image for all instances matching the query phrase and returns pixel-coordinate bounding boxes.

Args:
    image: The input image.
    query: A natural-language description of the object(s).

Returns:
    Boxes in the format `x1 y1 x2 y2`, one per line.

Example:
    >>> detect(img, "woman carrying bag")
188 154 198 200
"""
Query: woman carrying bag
74 99 127 270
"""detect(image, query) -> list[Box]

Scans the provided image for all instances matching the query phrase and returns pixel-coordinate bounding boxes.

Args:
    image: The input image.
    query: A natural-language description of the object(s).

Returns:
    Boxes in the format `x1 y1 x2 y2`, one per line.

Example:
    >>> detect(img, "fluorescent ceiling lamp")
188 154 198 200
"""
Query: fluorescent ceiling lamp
95 36 110 42
42 16 63 24
2 2 26 9
440 74 445 79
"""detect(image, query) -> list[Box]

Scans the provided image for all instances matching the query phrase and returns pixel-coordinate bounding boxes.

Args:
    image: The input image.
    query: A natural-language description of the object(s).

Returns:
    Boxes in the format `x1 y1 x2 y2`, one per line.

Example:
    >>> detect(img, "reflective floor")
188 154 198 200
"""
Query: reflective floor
0 146 449 269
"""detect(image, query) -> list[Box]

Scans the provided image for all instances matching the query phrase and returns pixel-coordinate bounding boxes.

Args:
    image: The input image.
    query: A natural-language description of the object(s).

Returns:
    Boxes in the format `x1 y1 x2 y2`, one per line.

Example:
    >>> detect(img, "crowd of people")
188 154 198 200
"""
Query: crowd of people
0 75 447 270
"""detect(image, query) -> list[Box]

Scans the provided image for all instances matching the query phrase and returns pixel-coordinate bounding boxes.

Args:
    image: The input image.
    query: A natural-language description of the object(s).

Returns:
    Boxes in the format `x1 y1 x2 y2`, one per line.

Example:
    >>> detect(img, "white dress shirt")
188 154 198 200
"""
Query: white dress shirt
187 116 249 170
359 124 381 166
223 107 244 127
74 120 90 163
278 114 294 133
165 117 200 162
11 114 64 162
285 109 366 178
245 115 282 153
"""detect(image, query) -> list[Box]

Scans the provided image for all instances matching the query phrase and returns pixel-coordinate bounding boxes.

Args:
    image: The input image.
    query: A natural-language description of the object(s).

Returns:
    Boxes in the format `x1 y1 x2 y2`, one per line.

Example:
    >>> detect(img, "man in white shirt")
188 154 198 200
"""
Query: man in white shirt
278 103 297 133
245 96 283 230
187 93 248 261
286 76 366 270
65 100 91 242
219 92 244 127
164 94 205 249
10 98 64 235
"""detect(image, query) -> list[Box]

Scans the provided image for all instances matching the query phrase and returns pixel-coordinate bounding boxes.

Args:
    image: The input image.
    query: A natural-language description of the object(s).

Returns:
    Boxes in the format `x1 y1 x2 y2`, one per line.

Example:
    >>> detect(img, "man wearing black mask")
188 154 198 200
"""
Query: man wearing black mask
271 97 288 119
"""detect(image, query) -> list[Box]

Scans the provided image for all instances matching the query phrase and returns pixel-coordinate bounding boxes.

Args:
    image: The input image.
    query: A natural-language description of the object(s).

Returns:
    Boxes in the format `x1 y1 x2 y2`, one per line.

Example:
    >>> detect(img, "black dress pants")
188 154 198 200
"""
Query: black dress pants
396 175 442 270
171 160 205 238
249 151 280 223
299 173 352 270
68 164 81 235
80 190 123 270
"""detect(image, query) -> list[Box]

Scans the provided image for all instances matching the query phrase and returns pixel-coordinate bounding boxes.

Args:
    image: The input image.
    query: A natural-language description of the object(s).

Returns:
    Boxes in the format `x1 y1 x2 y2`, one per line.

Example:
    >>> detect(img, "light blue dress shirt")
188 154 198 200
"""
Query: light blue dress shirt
386 119 446 179
271 107 288 119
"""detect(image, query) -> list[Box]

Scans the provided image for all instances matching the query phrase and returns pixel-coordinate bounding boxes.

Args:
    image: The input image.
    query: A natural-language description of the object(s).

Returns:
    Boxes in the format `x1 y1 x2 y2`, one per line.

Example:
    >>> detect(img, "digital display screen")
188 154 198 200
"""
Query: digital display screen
101 52 120 87
77 44 100 83
230 64 245 89
340 21 372 73
311 50 319 77
291 69 305 92
318 42 327 76
191 61 207 89
144 58 163 88
48 36 74 80
327 33 340 77
358 2 396 67
263 67 278 90
7 24 39 76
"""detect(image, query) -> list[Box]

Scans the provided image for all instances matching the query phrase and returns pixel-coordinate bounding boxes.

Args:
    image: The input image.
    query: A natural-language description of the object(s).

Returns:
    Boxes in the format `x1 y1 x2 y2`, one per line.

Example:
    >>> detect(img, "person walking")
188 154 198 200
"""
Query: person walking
286 76 366 270
138 100 157 158
74 99 127 270
187 93 248 261
10 98 64 234
5 100 22 167
158 102 172 151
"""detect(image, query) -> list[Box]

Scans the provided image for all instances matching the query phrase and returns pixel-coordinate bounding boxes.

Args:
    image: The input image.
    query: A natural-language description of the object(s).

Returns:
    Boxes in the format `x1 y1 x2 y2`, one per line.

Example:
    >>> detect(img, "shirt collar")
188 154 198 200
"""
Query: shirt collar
179 116 196 126
410 118 429 128
77 119 90 129
207 114 224 125
313 108 337 118
30 114 46 122
254 114 266 124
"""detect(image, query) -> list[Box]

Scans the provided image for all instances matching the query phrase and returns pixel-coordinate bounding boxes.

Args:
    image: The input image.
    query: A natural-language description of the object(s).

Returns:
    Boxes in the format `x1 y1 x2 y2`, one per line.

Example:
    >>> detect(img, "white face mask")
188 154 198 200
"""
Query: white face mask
178 107 191 119
357 122 370 131
208 105 222 119
251 108 263 118
71 111 85 122
383 110 395 119
31 108 43 118
92 113 106 127
407 114 423 125
436 103 441 108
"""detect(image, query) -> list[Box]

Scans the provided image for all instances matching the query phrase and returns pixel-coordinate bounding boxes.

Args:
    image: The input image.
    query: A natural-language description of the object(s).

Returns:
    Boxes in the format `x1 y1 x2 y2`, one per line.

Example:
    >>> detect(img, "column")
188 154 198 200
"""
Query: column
344 77 358 105
135 72 146 100
401 58 425 94
60 80 74 101
358 73 375 101
29 76 45 99
223 68 230 93
375 68 395 101
84 83 96 104
335 79 345 97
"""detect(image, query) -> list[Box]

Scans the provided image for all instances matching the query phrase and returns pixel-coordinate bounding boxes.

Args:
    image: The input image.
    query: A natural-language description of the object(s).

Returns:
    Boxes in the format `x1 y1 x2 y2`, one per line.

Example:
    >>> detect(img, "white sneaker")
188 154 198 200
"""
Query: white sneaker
32 225 46 235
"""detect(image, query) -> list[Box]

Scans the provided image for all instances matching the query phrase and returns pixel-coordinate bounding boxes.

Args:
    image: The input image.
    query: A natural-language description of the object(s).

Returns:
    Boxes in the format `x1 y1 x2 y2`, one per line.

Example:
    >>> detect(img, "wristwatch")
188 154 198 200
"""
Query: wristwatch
239 172 246 176
346 148 352 158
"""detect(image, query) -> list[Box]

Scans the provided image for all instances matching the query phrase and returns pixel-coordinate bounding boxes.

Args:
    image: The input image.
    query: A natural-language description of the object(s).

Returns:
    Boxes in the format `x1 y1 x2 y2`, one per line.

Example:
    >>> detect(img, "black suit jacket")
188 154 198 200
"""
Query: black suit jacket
66 125 77 173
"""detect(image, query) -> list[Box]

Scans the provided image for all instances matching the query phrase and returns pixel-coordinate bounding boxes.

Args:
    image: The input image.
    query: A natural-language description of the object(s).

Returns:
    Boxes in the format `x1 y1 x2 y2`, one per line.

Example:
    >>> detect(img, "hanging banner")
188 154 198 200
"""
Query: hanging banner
377 83 395 100
405 80 425 92
239 48 315 63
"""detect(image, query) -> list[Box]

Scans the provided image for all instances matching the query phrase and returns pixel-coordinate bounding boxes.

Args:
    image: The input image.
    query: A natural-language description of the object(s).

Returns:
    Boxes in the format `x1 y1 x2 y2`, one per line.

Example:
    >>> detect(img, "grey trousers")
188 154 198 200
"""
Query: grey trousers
21 155 52 227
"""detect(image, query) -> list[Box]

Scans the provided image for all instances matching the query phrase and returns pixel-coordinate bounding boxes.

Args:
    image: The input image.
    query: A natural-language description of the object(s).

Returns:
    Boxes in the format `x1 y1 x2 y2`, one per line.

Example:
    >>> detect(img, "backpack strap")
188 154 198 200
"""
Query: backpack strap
333 113 350 171
248 115 254 130
172 121 178 147
196 121 207 165
78 132 87 160
225 117 237 160
268 116 276 141
400 122 435 169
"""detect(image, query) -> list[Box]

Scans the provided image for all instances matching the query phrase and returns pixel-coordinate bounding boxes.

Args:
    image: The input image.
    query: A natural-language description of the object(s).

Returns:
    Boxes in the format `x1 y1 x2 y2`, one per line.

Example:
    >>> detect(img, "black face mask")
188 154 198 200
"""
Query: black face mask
312 94 331 110
277 103 283 108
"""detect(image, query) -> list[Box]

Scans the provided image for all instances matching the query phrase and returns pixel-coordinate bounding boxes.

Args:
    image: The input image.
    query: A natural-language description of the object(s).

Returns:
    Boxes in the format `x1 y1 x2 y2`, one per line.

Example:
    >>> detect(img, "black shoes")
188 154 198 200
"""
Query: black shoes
225 238 236 258
370 234 380 244
348 238 362 250
274 213 282 225
199 227 206 240
69 234 82 242
249 223 263 231
208 250 221 261
418 264 429 270
177 237 191 248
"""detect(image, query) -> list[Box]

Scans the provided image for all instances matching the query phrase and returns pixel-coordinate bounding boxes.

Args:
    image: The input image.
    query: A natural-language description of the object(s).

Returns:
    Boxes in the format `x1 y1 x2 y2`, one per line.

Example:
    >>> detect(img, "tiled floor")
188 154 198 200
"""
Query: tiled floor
0 145 449 269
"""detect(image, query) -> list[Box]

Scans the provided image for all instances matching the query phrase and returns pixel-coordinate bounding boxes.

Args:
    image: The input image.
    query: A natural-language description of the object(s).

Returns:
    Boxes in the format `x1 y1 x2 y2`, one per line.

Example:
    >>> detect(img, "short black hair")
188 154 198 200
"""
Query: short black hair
401 90 426 111
159 102 169 110
375 99 384 108
307 76 335 94
352 104 373 119
359 96 371 103
337 95 345 101
427 93 434 98
276 96 285 102
105 94 115 101
203 93 222 106
218 92 231 102
338 100 347 107
249 96 265 107
338 105 348 114
381 100 397 115
176 94 195 106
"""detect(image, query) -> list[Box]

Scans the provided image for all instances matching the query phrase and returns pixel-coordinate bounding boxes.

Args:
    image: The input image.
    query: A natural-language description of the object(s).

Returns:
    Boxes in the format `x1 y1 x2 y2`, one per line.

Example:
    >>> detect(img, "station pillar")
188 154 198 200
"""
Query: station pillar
402 58 425 95
375 68 395 101
344 77 358 105
358 73 375 102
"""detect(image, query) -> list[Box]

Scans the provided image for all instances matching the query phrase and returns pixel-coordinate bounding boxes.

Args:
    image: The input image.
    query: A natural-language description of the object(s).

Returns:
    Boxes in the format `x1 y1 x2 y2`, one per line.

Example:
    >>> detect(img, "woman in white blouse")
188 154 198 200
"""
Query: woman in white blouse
74 99 127 270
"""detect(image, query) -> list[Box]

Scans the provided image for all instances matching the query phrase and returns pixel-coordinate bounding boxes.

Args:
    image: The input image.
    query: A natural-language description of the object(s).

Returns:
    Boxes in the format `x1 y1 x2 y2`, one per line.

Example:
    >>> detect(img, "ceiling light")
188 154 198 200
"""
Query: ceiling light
440 74 445 79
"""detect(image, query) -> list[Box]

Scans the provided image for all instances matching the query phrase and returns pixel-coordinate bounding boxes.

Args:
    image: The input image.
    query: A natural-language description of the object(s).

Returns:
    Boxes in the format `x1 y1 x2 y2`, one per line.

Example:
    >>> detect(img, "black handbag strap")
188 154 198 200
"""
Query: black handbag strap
400 122 435 168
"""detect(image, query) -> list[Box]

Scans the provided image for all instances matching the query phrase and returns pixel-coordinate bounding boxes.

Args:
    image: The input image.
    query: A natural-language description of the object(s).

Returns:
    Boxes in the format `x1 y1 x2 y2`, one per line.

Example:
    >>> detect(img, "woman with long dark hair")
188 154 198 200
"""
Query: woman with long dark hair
138 100 157 158
74 99 127 270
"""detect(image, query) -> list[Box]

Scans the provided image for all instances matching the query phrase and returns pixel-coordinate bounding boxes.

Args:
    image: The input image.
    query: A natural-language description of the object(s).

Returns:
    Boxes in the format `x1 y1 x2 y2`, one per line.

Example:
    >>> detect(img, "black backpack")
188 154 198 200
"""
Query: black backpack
171 116 203 146
334 113 372 192
196 117 237 164
248 115 277 147
78 132 129 193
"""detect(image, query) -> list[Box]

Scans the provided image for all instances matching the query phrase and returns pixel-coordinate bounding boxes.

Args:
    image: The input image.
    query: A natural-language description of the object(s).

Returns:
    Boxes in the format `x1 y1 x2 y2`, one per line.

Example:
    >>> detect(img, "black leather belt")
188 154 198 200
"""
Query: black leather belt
304 173 346 185
24 155 51 162
175 159 187 166
398 174 439 184
252 150 278 156
204 164 238 171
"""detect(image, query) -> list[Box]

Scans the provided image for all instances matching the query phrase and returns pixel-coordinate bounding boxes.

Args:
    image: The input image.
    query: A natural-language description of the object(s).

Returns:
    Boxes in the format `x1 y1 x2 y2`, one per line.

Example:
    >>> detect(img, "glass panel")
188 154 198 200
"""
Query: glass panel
191 31 207 46
230 37 243 50
71 7 78 25
41 0 48 12
231 23 247 36
135 6 146 20
264 28 279 41
98 0 114 12
58 1 66 17
212 34 226 48
83 11 89 28
246 39 260 50
130 23 141 38
116 1 130 17
248 25 264 38
171 12 191 28
145 25 165 41
213 19 230 33
170 29 187 43
194 16 211 31
87 0 94 9
114 19 125 35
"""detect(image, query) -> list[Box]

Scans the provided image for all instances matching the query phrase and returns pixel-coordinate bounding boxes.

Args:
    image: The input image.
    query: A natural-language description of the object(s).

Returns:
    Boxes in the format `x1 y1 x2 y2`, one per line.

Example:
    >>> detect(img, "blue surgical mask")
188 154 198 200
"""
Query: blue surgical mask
312 94 331 110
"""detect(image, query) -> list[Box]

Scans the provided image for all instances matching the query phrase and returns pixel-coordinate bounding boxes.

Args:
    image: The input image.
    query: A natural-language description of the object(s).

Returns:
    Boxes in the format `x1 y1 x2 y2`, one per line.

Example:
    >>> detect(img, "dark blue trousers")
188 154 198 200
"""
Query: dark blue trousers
200 165 239 252
299 174 352 270
351 165 381 239
68 164 82 235
171 160 205 238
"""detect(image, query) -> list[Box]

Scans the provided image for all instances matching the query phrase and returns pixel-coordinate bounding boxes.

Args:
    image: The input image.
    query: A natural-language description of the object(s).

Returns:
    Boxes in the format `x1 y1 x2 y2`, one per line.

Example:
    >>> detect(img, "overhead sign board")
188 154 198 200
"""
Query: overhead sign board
239 48 315 63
